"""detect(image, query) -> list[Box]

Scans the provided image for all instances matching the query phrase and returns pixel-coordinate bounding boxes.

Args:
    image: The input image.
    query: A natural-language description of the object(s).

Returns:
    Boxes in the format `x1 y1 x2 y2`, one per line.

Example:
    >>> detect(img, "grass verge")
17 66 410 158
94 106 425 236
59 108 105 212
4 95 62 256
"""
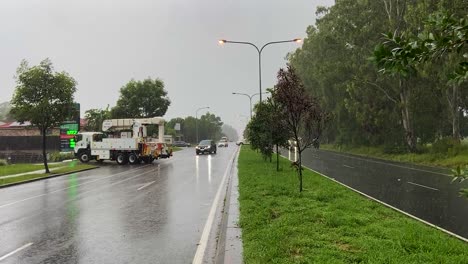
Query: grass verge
238 147 468 263
321 144 468 168
0 162 71 177
0 162 96 186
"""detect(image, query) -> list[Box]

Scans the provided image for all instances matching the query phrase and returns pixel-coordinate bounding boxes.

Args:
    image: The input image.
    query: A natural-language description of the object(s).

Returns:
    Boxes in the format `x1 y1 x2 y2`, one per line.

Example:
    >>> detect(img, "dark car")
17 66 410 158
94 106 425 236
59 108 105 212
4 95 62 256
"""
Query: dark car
173 141 191 147
196 139 217 155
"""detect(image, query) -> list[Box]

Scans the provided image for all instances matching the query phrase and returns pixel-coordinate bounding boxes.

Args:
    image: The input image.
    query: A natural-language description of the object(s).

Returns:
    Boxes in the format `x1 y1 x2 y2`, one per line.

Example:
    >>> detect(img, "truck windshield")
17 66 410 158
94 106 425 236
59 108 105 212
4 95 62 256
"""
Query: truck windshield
74 134 83 142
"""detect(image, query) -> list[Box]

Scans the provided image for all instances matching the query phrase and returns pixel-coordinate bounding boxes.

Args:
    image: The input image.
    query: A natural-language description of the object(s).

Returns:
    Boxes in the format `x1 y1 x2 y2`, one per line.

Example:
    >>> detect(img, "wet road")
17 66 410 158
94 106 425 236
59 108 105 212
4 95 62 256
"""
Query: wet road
297 149 468 239
0 146 237 264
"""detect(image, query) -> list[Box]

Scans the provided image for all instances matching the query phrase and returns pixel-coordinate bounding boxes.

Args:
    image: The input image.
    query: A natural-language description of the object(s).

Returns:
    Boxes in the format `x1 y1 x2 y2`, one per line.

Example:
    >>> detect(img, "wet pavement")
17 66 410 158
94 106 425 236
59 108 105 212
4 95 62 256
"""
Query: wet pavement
0 146 238 264
298 149 468 240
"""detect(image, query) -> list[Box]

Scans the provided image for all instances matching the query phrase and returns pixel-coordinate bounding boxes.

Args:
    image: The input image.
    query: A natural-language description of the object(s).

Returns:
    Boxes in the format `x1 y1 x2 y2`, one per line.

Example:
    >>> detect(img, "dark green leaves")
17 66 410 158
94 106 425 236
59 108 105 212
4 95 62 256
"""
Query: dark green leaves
10 59 77 129
111 78 171 118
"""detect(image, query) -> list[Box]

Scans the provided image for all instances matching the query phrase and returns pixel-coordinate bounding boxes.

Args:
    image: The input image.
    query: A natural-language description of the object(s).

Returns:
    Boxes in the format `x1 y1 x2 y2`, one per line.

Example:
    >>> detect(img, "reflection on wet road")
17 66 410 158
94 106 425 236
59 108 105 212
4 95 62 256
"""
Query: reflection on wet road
299 148 468 239
0 146 237 263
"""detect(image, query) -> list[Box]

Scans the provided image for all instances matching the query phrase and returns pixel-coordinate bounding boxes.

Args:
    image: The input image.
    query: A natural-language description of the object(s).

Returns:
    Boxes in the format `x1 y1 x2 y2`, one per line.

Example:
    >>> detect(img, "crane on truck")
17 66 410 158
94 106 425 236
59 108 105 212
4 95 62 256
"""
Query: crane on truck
74 117 172 165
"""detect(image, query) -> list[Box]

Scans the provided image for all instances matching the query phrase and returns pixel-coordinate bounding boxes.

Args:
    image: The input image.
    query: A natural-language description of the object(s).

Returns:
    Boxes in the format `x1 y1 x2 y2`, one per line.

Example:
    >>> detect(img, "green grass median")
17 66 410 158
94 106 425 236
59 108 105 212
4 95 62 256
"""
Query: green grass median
0 162 72 177
0 162 96 187
238 147 468 263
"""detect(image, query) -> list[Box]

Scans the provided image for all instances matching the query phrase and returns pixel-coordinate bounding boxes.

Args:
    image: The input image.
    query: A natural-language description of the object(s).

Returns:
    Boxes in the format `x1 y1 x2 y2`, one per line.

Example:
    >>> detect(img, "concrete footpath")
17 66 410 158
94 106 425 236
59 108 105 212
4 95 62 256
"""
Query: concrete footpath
223 161 242 263
213 149 243 264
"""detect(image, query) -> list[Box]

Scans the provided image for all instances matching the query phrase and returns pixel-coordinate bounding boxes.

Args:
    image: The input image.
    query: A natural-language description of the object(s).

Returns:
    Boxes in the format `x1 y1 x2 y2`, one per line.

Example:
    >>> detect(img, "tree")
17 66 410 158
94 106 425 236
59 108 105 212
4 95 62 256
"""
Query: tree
10 59 77 173
373 11 468 142
273 65 327 192
111 78 171 118
199 112 223 141
221 124 239 142
246 102 275 161
84 106 111 131
247 95 289 170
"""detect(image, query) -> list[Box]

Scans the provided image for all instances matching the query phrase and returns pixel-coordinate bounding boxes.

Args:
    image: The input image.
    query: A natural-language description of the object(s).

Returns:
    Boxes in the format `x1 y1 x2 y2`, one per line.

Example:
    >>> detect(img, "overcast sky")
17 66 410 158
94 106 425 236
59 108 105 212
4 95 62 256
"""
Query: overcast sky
0 0 334 135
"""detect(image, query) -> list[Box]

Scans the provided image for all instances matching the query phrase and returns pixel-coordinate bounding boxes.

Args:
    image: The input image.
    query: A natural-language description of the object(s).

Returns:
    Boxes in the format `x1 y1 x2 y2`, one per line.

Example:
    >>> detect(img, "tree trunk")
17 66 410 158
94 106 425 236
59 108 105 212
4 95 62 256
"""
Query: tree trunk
450 85 461 141
298 153 303 192
399 80 416 152
42 127 50 173
276 144 279 171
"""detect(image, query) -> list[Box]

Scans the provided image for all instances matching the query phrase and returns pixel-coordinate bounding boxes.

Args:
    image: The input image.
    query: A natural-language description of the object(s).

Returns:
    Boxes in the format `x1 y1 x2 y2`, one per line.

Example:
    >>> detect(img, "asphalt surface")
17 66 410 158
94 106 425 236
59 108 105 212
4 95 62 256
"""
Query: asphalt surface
297 148 468 239
0 146 237 264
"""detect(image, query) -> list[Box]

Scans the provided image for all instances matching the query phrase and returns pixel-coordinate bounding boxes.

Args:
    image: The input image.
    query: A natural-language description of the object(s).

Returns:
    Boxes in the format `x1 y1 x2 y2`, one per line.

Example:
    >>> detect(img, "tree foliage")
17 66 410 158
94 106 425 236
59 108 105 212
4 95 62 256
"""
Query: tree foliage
246 95 289 170
272 65 327 192
289 0 468 153
10 59 77 173
111 78 171 118
166 113 225 143
221 124 239 142
84 106 111 131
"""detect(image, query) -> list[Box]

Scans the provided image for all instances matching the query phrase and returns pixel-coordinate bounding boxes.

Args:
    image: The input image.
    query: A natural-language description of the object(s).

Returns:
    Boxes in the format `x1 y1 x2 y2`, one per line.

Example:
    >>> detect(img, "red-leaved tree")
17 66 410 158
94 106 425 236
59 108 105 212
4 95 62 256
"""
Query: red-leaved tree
273 65 327 192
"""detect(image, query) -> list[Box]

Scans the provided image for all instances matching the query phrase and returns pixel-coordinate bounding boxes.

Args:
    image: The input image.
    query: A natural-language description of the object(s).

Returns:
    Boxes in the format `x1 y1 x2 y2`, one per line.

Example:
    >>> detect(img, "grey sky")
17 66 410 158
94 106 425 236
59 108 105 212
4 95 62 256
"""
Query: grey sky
0 0 334 135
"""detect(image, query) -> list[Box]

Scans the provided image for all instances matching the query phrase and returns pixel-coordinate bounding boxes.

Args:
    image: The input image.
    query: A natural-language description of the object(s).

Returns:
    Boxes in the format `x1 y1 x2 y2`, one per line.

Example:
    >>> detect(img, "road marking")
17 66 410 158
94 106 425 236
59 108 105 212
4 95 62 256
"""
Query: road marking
0 165 151 209
137 181 156 191
343 164 355 169
407 181 439 191
280 153 468 243
0 242 33 261
322 151 451 176
192 149 238 264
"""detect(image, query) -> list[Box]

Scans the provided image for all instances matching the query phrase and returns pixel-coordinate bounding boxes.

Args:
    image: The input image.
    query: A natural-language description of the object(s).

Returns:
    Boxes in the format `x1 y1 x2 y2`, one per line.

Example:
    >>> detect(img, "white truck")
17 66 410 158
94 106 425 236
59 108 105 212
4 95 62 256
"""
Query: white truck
74 117 171 165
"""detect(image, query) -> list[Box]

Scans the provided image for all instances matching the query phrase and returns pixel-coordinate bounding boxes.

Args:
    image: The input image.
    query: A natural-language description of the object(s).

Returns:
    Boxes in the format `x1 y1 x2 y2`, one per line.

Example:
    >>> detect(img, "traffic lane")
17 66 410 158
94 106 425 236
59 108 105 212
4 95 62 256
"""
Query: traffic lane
0 164 156 228
0 162 167 263
0 146 237 264
300 148 468 239
0 162 154 206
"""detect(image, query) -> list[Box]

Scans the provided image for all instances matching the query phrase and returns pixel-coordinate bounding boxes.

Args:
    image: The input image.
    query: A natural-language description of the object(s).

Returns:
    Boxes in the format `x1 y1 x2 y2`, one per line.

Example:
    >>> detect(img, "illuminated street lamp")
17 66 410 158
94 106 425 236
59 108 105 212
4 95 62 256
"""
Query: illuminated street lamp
219 38 302 102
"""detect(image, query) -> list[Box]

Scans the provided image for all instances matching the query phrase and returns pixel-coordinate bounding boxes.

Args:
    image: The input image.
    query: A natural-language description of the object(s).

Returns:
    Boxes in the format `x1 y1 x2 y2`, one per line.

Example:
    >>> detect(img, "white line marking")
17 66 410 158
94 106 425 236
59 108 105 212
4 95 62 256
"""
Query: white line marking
0 165 151 209
323 151 451 176
407 181 439 191
192 149 238 264
343 164 355 169
0 242 33 261
137 181 156 191
282 153 467 243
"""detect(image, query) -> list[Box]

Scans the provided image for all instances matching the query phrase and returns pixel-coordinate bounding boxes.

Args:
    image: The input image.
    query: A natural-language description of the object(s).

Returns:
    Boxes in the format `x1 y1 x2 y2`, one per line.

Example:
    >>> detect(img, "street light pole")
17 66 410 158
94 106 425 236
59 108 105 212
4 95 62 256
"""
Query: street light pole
196 106 210 143
219 38 301 102
232 92 270 119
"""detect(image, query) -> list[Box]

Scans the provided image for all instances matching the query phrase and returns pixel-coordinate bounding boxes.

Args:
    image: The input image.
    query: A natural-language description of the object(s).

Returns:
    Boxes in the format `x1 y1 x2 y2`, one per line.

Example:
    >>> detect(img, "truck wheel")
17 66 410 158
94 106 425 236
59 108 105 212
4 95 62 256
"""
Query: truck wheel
79 151 90 163
116 153 128 165
128 153 139 165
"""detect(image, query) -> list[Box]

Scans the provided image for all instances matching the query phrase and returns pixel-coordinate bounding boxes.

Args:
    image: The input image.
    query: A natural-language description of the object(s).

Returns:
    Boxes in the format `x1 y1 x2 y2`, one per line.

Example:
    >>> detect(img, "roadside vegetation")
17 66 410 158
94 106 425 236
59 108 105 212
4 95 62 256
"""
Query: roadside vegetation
238 147 468 263
288 1 467 163
321 141 468 169
0 161 95 186
0 162 74 177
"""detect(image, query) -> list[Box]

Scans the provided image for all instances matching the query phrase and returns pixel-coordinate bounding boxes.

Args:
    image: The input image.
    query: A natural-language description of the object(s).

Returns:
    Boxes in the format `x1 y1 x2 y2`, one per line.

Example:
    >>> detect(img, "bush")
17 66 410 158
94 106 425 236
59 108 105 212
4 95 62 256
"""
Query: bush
382 143 407 154
431 137 466 156
48 152 75 162
0 159 8 166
